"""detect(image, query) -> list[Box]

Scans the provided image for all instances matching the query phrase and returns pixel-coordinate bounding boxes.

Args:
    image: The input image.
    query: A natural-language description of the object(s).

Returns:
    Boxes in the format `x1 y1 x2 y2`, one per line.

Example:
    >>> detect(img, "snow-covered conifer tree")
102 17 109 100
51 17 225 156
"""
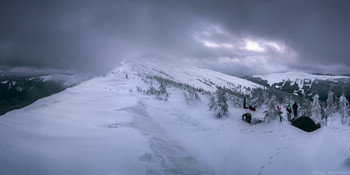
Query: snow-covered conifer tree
156 82 169 101
250 88 266 108
208 87 229 118
326 91 337 116
183 87 201 104
339 94 349 124
146 86 156 95
283 96 291 106
311 94 322 123
265 95 278 122
208 92 216 110
216 88 228 118
300 99 311 117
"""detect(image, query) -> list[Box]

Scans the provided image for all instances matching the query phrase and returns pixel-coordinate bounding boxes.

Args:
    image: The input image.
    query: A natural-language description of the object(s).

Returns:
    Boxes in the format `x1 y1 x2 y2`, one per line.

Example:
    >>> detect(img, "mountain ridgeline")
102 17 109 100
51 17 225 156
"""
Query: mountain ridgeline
0 74 87 115
245 73 350 101
2 59 350 123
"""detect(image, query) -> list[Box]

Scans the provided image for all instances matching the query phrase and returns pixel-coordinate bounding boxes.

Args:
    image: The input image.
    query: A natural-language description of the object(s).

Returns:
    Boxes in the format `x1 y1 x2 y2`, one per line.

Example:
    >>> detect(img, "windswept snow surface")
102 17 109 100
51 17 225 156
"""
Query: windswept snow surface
254 72 349 88
0 61 350 175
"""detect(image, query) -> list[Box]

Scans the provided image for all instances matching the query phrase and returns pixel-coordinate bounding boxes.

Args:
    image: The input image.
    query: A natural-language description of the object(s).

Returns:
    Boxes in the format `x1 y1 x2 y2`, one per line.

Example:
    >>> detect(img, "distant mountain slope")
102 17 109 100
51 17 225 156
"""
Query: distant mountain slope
108 59 263 94
249 72 350 100
253 72 348 89
0 74 89 115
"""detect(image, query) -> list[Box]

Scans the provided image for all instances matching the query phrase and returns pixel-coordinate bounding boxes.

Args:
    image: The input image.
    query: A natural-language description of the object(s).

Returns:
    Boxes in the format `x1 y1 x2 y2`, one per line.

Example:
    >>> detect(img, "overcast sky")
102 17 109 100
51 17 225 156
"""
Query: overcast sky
0 0 350 75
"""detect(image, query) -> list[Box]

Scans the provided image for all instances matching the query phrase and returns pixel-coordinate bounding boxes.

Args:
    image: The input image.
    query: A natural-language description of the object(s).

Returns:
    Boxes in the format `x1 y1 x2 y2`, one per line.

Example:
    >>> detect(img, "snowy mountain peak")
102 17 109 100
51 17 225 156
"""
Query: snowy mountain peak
108 58 263 94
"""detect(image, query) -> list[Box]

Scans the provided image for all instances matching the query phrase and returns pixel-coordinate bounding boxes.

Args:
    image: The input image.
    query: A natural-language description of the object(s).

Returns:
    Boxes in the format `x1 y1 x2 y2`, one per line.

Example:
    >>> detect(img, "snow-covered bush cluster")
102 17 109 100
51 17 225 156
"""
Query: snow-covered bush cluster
136 83 169 101
183 88 201 104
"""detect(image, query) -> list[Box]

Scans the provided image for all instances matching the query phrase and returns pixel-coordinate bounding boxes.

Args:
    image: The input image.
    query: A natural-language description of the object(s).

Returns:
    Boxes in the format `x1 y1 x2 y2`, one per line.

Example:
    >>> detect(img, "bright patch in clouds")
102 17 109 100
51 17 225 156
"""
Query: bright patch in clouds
245 40 265 52
203 40 233 48
243 40 286 53
266 42 285 52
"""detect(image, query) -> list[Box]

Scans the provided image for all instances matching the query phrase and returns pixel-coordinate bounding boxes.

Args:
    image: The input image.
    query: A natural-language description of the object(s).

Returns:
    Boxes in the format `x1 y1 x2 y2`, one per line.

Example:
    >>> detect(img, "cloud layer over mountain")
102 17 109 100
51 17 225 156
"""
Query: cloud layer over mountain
1 0 349 75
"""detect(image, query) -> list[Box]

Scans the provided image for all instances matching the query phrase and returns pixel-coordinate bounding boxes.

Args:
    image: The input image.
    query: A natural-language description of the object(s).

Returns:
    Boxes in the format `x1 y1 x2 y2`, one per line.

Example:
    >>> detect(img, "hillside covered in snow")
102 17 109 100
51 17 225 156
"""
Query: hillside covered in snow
0 73 89 116
253 72 349 88
249 72 350 101
0 59 350 175
108 59 263 93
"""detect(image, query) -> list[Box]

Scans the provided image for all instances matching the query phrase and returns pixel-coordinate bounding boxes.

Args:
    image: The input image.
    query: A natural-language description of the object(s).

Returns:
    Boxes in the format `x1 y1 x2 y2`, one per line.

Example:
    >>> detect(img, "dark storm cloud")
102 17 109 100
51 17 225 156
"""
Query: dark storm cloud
0 0 201 74
184 0 350 73
0 0 350 75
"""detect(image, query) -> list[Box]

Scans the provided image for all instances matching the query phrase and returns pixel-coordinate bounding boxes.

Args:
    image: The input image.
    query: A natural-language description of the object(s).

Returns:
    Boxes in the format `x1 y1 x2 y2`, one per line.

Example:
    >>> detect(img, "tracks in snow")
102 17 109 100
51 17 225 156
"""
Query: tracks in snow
113 99 212 175
257 122 299 175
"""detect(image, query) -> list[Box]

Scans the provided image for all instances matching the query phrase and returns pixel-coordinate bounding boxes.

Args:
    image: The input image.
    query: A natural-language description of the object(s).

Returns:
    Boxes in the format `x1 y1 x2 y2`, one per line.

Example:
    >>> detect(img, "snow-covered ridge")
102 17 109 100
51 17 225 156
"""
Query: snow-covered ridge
39 74 90 87
253 72 349 88
1 59 350 174
108 58 263 93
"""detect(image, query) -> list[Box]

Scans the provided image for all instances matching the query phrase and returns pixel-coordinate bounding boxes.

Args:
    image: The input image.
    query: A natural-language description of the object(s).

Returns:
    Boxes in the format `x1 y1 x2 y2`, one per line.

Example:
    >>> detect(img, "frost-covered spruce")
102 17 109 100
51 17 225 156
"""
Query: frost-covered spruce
228 94 242 108
156 82 169 101
326 91 337 116
311 94 322 123
249 88 268 108
264 95 278 122
300 99 312 117
141 82 169 101
339 94 349 124
208 93 216 110
183 87 201 104
283 96 291 107
208 87 229 118
145 86 157 95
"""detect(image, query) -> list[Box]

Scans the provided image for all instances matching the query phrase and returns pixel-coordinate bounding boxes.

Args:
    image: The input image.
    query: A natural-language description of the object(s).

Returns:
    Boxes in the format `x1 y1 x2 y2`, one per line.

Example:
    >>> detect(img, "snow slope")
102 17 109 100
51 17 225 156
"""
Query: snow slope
253 72 349 88
0 60 350 175
39 74 91 87
108 58 263 93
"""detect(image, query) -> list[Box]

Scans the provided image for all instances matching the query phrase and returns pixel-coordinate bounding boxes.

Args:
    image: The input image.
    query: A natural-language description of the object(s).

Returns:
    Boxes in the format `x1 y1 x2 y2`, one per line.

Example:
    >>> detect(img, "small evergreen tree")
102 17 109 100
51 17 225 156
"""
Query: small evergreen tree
326 91 337 116
264 95 278 122
183 87 201 104
320 103 326 120
156 82 169 101
145 79 156 95
146 86 156 95
136 86 142 93
224 91 239 108
311 94 322 123
339 94 349 124
300 99 311 117
208 92 216 110
283 96 291 107
208 87 229 118
249 88 266 108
